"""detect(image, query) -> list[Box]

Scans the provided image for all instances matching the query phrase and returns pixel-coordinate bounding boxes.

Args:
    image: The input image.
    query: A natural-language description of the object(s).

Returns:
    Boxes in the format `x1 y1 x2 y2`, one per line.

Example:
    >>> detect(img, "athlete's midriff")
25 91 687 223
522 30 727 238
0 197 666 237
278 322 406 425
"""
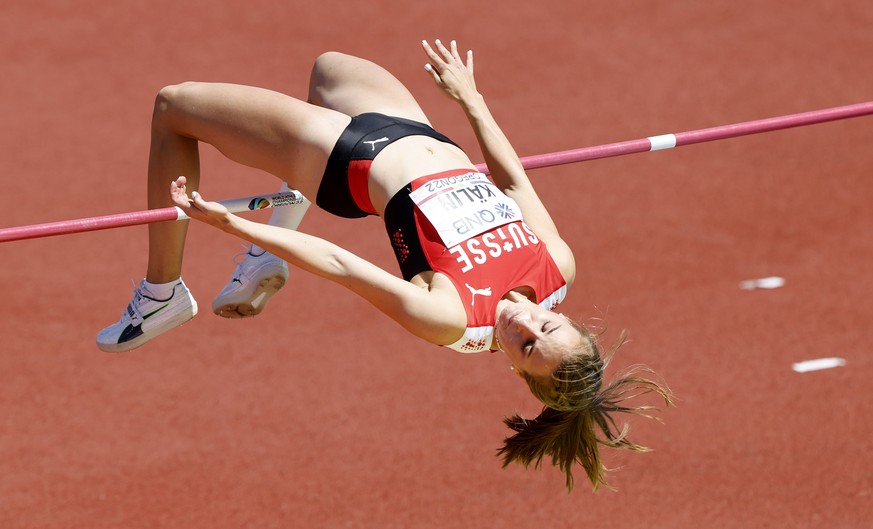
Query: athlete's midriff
364 138 473 216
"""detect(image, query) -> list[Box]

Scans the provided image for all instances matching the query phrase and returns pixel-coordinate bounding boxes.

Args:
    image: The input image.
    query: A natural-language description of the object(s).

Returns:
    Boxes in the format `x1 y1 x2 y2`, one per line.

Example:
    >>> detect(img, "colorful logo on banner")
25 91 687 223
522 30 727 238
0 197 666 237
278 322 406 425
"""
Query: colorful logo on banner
248 198 271 210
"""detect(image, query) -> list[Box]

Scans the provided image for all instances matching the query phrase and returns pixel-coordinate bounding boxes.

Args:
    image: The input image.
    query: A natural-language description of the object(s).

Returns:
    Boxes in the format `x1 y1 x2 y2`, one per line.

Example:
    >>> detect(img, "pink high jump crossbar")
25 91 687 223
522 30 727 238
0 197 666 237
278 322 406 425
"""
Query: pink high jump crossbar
1 100 872 243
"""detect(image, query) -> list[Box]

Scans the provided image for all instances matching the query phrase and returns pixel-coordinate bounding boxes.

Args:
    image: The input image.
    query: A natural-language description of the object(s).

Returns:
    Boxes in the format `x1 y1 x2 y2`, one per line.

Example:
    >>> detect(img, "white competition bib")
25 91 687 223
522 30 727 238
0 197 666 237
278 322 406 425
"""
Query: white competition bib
409 172 521 248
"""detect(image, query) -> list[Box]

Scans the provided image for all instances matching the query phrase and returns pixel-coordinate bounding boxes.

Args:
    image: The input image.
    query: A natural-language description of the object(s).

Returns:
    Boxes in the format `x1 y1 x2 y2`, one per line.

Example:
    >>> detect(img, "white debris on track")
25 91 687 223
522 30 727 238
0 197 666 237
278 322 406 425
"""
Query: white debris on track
792 357 847 373
739 276 785 290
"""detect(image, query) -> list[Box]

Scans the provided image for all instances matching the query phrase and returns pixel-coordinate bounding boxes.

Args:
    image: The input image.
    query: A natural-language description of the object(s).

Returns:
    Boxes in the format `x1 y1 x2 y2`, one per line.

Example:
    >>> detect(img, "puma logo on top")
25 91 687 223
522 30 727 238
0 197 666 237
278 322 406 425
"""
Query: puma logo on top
363 137 389 151
465 283 492 306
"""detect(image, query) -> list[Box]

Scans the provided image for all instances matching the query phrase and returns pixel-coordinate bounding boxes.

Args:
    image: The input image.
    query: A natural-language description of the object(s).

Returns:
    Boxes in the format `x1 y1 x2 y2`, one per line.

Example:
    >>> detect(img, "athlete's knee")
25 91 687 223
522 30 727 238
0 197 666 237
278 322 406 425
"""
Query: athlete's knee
308 52 341 100
152 82 200 127
312 51 352 75
310 52 367 102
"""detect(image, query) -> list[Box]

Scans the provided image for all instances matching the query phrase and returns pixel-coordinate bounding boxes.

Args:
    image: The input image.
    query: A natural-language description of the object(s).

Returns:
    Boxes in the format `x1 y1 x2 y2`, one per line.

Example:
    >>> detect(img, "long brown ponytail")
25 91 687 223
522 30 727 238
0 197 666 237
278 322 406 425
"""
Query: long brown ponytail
497 329 673 492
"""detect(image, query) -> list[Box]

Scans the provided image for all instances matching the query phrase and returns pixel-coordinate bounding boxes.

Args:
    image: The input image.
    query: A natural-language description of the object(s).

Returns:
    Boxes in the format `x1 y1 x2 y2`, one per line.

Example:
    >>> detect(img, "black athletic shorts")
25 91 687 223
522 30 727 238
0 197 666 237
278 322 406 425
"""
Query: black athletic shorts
315 112 461 218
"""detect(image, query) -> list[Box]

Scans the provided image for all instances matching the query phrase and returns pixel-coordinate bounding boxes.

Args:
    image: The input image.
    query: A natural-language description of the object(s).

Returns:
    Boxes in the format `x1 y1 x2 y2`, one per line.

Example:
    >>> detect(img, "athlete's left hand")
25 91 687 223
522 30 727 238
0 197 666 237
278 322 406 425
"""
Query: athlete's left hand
170 176 232 230
422 39 478 103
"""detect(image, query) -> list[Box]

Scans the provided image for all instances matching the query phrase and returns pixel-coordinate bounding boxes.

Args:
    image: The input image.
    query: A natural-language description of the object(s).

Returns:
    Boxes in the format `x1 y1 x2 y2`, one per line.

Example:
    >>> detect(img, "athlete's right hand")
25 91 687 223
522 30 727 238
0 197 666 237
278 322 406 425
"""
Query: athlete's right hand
170 176 233 230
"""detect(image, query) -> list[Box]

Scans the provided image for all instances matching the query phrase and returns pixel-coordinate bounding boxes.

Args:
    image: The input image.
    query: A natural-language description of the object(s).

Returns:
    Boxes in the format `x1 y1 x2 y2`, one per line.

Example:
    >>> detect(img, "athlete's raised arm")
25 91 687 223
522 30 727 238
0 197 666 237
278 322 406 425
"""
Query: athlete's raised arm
422 39 575 284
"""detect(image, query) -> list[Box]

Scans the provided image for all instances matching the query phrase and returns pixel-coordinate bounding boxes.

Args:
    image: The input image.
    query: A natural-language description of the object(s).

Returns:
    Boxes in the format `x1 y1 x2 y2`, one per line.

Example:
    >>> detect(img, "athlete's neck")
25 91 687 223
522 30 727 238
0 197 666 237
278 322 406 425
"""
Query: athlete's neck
503 288 534 303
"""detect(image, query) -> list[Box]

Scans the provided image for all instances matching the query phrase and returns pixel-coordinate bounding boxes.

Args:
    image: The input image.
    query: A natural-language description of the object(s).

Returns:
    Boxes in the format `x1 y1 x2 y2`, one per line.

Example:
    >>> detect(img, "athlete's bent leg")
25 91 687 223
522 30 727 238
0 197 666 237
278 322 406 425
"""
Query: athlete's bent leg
308 51 430 124
146 82 346 283
99 82 348 350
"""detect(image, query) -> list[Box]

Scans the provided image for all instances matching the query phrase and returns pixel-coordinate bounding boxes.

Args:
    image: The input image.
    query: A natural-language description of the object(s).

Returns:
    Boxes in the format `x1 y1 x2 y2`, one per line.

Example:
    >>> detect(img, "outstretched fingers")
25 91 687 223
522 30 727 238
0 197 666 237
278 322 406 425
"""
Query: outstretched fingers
421 39 477 100
422 39 471 72
169 176 193 209
445 39 473 74
169 176 230 229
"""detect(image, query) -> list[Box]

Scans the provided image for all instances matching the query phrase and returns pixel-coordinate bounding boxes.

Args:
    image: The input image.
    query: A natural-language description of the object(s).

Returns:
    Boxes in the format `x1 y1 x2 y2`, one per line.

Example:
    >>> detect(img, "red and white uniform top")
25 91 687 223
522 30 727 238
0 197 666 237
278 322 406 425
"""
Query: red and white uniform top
407 171 567 353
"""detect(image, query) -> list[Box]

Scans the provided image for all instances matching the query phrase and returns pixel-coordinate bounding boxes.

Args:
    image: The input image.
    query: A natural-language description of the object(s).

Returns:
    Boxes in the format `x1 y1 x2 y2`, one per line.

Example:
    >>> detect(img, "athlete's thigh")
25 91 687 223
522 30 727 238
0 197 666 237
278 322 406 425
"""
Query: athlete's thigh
159 82 350 196
307 52 430 124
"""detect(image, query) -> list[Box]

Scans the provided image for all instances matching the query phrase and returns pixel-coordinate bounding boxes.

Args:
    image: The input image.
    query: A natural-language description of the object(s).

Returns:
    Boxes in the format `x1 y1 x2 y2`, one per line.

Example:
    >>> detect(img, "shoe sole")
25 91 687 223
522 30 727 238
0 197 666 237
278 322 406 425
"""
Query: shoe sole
212 274 286 319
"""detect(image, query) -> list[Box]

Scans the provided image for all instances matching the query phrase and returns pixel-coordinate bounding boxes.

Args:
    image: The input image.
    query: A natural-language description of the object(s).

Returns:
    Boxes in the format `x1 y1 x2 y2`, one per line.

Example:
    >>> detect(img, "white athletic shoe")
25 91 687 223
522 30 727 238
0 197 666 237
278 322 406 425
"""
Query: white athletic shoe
97 279 198 352
212 246 288 318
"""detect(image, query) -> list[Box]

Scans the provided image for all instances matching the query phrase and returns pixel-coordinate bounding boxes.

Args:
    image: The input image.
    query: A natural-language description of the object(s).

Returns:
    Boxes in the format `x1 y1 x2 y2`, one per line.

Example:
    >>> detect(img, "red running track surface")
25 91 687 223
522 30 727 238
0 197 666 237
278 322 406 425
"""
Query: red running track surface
1 2 872 528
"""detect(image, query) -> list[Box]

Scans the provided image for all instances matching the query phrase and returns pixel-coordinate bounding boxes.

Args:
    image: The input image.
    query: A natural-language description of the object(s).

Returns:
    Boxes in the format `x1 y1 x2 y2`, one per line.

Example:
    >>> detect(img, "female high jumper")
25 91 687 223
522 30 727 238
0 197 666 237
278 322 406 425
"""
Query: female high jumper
97 39 670 491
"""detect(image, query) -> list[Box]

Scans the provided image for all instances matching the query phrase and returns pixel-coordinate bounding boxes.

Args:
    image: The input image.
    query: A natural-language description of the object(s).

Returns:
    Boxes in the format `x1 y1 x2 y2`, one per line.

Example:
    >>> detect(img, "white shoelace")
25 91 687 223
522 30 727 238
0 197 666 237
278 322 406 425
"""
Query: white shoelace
122 279 147 323
229 245 268 280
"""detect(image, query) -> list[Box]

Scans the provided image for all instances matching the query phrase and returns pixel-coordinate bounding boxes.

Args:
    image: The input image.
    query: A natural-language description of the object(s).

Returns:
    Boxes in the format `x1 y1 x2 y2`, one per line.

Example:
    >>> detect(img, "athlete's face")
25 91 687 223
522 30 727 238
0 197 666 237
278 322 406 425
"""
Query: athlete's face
495 299 586 379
